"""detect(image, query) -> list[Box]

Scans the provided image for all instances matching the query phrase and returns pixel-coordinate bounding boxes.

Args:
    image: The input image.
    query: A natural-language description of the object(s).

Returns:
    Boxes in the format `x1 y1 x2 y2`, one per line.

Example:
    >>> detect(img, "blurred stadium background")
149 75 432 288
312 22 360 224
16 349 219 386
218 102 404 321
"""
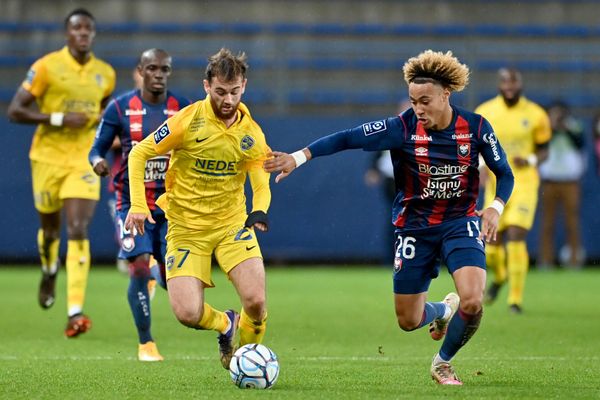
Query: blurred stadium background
2 0 600 265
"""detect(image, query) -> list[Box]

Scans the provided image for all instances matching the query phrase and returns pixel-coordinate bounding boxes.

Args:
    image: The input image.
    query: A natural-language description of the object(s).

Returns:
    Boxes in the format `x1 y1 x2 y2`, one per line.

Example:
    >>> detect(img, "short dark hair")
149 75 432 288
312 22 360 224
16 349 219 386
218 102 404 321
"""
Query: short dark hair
64 8 95 29
205 48 248 82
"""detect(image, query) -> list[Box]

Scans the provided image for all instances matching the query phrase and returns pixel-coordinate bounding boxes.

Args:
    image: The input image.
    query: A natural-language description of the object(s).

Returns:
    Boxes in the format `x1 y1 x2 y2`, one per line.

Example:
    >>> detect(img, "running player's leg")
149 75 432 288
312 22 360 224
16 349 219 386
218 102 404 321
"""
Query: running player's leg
38 212 61 309
505 226 529 313
63 198 96 337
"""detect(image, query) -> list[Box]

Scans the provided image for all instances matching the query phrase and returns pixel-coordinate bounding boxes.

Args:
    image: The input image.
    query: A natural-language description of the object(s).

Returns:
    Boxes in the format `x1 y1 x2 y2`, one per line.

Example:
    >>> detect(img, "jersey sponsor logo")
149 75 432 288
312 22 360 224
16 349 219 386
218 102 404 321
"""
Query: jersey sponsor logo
189 117 205 133
240 135 255 151
153 123 170 144
418 163 468 176
144 155 169 182
25 69 35 85
163 109 178 116
482 132 501 161
193 158 237 176
452 133 473 140
362 120 387 136
411 134 433 141
415 146 428 156
125 109 147 116
458 143 471 158
130 122 142 132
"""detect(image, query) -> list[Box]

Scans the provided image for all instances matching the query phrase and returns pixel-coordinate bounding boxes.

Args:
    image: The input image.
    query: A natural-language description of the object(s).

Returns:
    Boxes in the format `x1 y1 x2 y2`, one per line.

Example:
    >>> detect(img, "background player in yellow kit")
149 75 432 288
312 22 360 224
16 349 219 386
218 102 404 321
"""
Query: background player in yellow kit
476 68 551 313
125 48 271 369
7 8 115 336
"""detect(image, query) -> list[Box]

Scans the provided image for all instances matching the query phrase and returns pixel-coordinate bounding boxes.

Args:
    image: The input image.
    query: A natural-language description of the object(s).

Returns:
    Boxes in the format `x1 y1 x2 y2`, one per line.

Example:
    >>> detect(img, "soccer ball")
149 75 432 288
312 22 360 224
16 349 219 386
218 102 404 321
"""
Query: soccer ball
229 343 279 389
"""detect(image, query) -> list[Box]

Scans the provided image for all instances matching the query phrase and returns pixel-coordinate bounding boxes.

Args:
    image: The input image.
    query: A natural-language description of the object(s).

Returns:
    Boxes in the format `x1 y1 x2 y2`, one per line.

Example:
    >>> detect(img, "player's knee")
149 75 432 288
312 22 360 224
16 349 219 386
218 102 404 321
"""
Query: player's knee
66 220 90 239
460 296 482 314
396 315 420 332
128 257 151 278
172 304 201 328
242 294 266 319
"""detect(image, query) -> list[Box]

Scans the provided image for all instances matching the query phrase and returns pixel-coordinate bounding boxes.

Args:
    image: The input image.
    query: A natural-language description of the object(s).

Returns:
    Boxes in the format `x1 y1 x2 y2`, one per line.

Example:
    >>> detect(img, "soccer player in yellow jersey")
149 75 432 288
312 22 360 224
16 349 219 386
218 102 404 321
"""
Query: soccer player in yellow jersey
125 48 272 369
7 9 116 336
475 68 551 313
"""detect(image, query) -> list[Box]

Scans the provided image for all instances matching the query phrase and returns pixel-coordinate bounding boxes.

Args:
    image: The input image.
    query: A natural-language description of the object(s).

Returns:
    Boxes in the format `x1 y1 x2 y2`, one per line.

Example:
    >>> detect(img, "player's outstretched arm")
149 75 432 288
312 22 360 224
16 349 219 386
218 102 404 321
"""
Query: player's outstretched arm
263 148 311 183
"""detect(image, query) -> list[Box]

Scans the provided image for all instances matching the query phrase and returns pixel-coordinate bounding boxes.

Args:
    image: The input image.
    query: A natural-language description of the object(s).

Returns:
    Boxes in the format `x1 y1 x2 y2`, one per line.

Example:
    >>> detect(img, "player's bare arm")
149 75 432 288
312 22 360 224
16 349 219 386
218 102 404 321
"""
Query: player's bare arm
264 148 311 183
8 87 89 128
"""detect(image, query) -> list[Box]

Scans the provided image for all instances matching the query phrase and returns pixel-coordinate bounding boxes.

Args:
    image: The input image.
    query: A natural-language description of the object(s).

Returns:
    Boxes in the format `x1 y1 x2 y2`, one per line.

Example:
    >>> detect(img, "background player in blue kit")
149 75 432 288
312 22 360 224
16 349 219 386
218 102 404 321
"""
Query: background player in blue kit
264 50 514 385
89 49 190 361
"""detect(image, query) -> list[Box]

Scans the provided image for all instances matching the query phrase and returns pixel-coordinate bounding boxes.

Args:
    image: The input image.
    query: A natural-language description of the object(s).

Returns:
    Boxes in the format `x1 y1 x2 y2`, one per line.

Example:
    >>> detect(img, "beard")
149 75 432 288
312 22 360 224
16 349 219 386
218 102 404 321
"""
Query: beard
210 98 238 120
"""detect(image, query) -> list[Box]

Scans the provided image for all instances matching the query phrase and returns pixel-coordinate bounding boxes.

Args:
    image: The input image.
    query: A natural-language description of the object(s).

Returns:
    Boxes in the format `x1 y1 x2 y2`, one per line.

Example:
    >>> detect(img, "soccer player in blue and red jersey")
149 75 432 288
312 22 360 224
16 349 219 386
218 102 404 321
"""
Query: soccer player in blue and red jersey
264 50 514 385
89 49 190 361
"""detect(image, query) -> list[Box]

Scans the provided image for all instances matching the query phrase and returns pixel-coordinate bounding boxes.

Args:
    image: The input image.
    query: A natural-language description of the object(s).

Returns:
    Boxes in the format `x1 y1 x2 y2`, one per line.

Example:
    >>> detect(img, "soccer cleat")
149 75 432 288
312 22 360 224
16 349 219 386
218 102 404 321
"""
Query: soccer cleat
138 341 164 362
218 309 239 369
509 304 523 314
64 314 92 338
431 357 463 385
429 292 460 341
148 278 157 301
484 282 503 305
38 271 57 309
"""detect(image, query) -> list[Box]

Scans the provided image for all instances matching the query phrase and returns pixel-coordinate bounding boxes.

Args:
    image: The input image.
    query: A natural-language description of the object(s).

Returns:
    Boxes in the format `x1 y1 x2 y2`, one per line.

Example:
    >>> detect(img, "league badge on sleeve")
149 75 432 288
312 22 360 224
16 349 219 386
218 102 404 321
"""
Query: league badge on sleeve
362 120 387 136
154 123 171 144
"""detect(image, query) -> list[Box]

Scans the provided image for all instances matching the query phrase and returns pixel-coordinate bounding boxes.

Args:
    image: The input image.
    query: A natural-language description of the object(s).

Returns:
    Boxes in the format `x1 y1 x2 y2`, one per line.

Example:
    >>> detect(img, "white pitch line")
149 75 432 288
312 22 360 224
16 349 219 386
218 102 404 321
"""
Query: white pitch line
0 355 597 362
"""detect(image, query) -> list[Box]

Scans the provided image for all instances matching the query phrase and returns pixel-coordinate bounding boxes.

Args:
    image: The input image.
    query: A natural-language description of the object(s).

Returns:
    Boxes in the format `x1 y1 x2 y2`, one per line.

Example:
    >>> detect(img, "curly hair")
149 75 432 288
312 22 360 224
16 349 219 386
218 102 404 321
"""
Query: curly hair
205 48 248 82
403 50 470 92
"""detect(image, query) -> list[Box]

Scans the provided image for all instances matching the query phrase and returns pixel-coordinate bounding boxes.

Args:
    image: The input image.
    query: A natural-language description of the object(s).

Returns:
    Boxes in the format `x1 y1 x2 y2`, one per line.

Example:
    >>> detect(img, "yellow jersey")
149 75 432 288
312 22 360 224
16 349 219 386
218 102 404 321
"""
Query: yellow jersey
128 95 271 230
22 46 116 168
475 95 551 183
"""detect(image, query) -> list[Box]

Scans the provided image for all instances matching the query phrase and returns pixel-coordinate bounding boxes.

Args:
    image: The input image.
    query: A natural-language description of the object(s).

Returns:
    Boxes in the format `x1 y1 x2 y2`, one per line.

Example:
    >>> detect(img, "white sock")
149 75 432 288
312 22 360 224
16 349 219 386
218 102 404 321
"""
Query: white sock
433 353 451 365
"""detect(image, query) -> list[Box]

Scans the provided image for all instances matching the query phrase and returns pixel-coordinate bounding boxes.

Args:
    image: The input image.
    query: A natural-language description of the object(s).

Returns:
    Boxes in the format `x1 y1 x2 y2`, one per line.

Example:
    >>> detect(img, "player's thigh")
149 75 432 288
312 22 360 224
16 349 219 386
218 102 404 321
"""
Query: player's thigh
392 228 441 295
31 160 67 213
164 222 216 287
214 223 263 276
59 165 100 201
115 210 154 260
228 257 266 307
166 275 207 318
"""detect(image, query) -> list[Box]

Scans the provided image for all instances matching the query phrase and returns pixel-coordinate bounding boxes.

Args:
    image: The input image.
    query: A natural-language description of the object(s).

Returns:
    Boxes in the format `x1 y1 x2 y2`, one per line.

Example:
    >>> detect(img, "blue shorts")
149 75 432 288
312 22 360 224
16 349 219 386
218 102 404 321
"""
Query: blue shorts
392 216 486 295
116 209 167 263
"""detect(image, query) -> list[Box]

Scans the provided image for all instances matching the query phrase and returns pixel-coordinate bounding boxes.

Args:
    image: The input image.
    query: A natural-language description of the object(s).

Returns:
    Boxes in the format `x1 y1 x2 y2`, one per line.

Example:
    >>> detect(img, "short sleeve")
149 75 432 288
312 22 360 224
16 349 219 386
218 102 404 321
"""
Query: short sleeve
534 108 552 145
21 58 48 98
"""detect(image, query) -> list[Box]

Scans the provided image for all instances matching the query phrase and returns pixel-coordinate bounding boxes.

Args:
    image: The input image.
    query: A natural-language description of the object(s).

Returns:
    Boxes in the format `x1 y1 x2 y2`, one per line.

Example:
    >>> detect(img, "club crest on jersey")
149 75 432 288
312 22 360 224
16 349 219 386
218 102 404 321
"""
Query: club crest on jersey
166 255 175 271
240 135 255 151
458 143 471 158
362 120 387 136
121 236 135 252
154 123 170 144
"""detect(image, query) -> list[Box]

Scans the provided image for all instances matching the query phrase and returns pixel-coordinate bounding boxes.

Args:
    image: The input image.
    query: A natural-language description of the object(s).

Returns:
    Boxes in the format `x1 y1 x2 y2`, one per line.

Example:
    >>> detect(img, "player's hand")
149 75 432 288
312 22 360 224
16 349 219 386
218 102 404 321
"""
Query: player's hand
124 211 155 236
245 211 269 232
92 159 110 177
511 156 529 168
475 207 501 243
63 112 89 128
263 151 296 183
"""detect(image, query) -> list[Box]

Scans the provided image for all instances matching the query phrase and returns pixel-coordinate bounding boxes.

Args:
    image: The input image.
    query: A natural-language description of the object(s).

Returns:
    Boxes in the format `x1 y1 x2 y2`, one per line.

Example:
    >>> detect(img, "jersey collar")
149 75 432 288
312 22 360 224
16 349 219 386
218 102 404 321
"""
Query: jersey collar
61 46 95 71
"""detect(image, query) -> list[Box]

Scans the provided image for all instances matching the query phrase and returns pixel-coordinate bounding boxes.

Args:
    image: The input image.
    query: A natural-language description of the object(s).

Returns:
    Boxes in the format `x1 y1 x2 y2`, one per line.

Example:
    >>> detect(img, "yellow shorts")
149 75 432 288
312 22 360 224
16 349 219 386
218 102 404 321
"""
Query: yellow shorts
165 219 263 286
485 173 539 231
31 160 100 214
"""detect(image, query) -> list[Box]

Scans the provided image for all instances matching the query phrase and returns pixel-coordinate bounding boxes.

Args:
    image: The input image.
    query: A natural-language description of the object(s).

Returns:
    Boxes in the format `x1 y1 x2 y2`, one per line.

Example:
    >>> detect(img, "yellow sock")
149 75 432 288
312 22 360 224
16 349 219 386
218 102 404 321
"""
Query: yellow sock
66 240 90 316
239 308 267 346
37 229 60 275
486 243 507 285
506 241 529 306
198 303 228 333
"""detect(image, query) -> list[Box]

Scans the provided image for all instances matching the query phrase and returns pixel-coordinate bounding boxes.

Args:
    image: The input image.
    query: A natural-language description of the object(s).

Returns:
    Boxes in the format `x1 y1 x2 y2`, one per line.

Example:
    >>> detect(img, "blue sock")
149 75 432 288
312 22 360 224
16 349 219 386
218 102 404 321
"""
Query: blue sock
127 275 153 344
439 309 482 361
150 263 167 290
417 302 447 329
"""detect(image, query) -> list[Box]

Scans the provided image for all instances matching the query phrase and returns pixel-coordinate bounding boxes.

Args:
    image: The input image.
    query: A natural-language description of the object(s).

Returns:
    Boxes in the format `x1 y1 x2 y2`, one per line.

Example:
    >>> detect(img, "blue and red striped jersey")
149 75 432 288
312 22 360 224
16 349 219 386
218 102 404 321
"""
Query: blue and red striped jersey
89 89 191 212
308 105 513 229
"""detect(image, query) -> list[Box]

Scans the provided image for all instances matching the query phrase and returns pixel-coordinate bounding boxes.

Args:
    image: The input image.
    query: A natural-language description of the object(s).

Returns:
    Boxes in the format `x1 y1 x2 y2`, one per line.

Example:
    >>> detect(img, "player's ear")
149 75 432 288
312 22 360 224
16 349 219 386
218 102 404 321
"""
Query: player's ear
241 78 247 94
203 79 210 94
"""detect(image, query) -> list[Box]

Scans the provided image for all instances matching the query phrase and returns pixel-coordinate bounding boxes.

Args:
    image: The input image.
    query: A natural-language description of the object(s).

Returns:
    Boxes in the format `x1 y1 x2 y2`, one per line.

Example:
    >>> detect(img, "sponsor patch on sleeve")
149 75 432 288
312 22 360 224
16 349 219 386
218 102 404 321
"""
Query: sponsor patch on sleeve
25 69 35 85
362 120 387 136
153 123 171 144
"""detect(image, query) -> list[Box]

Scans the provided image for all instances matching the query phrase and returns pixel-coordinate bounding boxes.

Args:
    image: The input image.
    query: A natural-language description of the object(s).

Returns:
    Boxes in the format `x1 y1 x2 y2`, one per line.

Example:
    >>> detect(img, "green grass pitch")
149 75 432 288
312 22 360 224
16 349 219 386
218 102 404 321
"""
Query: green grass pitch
0 265 598 399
